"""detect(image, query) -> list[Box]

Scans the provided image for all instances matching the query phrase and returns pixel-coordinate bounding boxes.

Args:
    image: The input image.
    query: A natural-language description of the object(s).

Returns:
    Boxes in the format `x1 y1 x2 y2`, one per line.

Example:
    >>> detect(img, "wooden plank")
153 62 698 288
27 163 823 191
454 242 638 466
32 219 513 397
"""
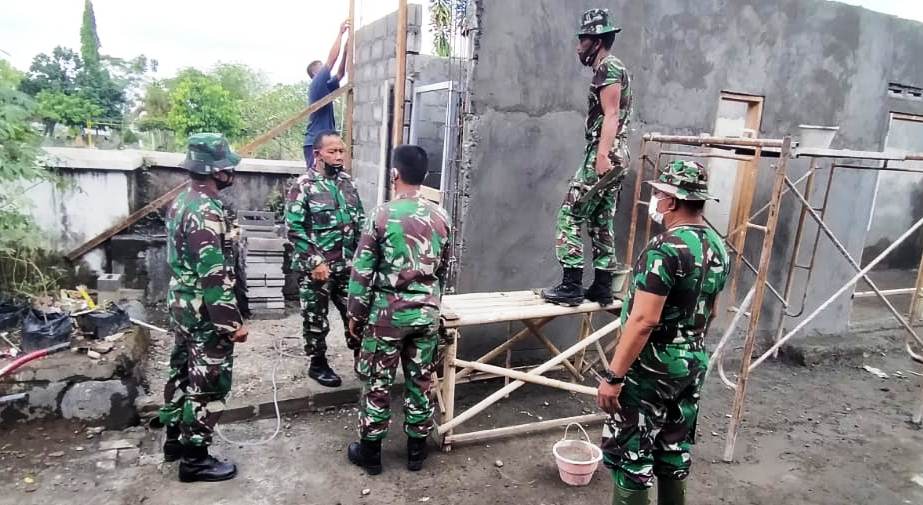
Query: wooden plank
794 147 907 161
239 85 352 157
421 185 441 204
444 301 622 328
523 320 583 381
343 0 355 173
391 0 408 148
66 183 186 261
444 413 607 446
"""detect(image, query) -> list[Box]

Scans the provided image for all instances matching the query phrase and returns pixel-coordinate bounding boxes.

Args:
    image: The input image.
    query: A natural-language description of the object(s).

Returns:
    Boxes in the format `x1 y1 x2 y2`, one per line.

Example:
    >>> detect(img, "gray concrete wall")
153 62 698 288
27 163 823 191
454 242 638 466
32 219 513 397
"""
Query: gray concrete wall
351 6 456 205
456 0 923 343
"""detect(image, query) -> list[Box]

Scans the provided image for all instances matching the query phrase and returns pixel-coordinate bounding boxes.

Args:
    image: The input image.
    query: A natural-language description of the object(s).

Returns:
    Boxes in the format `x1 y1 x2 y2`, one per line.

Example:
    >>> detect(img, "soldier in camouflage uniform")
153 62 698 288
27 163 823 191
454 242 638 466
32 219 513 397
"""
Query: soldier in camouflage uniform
285 130 365 387
345 145 451 475
157 133 250 483
595 160 729 505
543 8 633 307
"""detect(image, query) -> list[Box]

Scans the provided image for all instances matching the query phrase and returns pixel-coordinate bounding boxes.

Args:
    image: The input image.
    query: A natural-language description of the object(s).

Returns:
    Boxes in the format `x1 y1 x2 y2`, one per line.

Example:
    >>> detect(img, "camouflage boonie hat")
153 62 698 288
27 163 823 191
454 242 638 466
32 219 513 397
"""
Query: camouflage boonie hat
647 160 718 201
180 133 242 175
577 8 621 36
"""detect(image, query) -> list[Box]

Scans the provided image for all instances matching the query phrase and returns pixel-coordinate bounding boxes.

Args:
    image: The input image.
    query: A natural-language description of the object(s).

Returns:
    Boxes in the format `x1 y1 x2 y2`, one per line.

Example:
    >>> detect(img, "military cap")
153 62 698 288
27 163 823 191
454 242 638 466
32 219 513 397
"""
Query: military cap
180 133 241 175
577 8 621 36
647 160 718 201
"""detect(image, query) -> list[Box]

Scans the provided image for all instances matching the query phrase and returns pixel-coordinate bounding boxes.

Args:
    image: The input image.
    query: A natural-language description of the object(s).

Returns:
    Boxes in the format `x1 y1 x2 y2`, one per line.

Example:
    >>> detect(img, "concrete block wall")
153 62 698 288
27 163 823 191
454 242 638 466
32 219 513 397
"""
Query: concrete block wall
455 0 923 348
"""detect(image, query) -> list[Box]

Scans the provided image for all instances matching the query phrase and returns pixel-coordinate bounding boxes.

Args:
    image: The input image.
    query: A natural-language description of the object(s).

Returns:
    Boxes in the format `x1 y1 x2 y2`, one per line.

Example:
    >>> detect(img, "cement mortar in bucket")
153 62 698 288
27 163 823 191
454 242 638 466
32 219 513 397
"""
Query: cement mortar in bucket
552 423 603 486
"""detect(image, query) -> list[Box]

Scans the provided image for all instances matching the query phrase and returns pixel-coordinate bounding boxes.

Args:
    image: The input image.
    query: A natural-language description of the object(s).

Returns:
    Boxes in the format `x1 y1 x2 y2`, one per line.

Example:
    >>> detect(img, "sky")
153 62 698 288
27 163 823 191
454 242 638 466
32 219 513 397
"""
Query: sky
1 1 922 86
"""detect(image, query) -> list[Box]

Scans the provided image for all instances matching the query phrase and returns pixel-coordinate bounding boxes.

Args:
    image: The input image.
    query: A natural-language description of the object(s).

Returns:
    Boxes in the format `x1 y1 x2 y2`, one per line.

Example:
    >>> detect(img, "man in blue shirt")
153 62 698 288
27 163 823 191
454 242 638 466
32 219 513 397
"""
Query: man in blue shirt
304 20 350 169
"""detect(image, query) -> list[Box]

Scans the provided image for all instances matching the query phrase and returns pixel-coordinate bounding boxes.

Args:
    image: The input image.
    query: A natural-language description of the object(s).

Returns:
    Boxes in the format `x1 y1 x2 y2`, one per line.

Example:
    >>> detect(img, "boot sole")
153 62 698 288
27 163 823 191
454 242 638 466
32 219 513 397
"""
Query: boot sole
308 375 342 388
542 297 583 307
407 461 424 472
178 468 238 483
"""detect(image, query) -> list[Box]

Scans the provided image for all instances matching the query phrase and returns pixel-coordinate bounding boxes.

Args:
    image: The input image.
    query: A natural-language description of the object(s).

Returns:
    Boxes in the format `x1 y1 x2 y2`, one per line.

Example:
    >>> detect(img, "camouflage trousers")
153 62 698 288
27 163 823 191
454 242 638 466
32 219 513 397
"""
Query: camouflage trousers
356 325 439 441
158 324 235 447
601 342 707 490
298 269 349 357
554 142 628 271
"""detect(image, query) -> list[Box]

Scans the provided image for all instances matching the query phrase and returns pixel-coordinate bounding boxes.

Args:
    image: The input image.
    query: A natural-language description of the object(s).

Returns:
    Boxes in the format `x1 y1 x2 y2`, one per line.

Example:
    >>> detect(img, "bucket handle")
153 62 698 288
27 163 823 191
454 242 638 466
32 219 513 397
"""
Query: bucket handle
562 422 592 443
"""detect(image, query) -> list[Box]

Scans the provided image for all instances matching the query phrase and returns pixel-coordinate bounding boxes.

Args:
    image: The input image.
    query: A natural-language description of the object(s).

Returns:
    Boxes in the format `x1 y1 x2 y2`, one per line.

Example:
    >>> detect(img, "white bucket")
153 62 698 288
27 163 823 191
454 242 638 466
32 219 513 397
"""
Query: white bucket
552 423 603 486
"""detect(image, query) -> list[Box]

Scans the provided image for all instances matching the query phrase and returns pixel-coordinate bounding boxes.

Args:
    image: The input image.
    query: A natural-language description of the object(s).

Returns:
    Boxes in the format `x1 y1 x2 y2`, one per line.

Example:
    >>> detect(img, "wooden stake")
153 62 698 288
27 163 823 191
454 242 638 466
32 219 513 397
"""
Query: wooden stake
343 0 356 173
440 329 458 451
391 0 408 148
723 136 792 462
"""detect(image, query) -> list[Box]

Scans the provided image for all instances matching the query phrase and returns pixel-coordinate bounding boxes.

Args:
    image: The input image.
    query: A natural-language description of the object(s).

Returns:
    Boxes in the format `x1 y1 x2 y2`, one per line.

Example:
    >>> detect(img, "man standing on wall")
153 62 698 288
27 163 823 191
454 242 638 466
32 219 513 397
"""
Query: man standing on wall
542 8 633 307
158 133 250 482
286 130 365 387
596 161 729 505
345 145 451 475
304 20 351 169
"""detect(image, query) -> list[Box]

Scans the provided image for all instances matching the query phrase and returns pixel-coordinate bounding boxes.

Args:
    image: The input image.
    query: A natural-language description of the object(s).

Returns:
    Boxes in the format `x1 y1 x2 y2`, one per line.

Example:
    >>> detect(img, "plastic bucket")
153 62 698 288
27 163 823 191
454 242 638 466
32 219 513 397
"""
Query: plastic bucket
552 423 603 486
612 266 631 294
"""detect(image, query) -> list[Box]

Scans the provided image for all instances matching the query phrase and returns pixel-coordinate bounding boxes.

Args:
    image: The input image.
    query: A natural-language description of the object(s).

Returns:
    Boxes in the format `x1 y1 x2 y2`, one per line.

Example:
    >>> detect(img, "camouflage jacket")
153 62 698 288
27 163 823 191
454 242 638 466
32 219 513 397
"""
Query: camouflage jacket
621 225 729 346
166 182 243 336
285 169 365 274
586 54 633 150
346 192 451 328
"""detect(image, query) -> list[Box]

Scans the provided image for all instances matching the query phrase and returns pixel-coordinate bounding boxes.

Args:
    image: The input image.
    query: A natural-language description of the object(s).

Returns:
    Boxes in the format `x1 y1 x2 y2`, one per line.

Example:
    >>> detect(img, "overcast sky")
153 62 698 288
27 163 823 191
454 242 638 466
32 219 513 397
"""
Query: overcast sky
1 1 921 85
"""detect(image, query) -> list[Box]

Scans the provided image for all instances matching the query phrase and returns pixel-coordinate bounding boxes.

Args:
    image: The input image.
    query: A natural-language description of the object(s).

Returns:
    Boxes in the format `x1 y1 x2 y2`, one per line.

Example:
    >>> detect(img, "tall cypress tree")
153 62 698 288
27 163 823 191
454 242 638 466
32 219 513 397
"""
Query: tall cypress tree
80 0 100 70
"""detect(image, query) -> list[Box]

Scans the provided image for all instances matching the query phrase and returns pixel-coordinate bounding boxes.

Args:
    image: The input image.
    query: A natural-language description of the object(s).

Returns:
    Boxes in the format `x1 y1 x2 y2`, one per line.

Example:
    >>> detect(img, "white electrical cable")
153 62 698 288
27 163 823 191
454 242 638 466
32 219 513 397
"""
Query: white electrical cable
214 331 288 446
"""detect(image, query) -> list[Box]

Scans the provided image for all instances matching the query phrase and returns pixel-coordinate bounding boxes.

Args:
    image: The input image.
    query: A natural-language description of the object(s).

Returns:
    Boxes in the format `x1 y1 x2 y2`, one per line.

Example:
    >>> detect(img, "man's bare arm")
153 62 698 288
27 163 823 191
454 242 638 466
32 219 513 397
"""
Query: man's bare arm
595 84 621 175
336 34 350 81
607 290 666 375
324 20 350 70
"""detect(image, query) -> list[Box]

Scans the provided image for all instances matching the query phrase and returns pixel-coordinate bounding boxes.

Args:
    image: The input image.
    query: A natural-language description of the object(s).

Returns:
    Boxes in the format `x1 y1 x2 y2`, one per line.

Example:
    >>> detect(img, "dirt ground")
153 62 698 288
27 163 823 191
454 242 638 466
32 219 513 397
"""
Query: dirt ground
3 342 923 504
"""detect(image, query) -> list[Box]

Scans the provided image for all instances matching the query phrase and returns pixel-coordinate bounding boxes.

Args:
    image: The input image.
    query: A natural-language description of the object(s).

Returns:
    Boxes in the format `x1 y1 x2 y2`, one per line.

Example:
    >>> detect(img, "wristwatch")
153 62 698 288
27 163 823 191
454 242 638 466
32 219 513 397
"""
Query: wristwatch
600 369 624 385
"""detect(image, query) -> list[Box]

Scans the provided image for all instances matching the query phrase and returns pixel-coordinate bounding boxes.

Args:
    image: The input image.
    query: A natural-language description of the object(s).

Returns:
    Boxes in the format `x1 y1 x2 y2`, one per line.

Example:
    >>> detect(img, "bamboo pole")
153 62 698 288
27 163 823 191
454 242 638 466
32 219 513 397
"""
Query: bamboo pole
391 0 408 148
641 133 784 149
910 251 923 324
445 413 607 446
523 320 584 381
454 317 552 381
437 318 621 435
343 0 356 173
453 359 598 396
440 329 458 451
722 136 791 463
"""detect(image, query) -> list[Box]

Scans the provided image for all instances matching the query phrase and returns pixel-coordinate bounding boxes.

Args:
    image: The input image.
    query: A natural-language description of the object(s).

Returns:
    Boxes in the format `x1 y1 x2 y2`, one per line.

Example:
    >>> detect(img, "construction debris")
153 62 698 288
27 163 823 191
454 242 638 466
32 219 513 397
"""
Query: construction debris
862 365 889 379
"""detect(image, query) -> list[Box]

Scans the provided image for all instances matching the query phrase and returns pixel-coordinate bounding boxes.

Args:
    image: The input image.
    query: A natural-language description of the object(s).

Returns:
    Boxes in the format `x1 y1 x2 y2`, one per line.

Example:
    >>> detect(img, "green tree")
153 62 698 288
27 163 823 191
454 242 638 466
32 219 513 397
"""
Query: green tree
35 90 103 135
210 63 269 102
167 71 242 139
239 83 308 159
20 46 83 96
429 0 468 57
80 0 101 70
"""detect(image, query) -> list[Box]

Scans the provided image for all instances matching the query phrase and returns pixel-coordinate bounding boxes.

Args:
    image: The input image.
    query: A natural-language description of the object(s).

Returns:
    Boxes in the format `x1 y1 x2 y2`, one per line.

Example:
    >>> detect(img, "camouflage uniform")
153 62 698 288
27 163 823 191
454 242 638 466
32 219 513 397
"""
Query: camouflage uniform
347 191 451 441
554 53 633 271
158 135 244 448
285 169 365 356
601 161 730 490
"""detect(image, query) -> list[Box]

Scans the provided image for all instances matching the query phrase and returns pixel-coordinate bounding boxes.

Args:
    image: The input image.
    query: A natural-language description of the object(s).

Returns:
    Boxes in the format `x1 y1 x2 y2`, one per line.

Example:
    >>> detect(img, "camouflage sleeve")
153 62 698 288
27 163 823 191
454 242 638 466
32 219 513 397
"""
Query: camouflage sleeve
633 240 679 297
284 181 325 270
190 201 243 334
435 220 452 291
592 59 624 89
346 209 382 325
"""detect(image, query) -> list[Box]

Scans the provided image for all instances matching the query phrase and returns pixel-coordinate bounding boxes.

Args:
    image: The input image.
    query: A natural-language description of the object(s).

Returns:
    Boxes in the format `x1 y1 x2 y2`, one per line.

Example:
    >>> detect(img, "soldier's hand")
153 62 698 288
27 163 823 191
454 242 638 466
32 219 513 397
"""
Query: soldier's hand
348 319 361 339
341 20 351 34
311 263 331 282
596 381 622 414
230 323 249 343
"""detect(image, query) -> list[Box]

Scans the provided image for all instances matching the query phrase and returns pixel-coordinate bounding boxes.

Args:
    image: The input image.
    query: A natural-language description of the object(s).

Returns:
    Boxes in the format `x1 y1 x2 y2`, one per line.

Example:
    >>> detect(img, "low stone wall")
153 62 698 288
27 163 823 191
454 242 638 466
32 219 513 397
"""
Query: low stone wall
0 326 150 429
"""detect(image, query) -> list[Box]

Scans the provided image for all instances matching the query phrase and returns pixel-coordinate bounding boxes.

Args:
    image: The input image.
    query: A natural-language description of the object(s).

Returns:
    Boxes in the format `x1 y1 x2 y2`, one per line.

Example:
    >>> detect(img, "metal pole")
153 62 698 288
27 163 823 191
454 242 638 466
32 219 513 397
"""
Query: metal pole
723 136 792 463
781 177 923 349
750 214 923 370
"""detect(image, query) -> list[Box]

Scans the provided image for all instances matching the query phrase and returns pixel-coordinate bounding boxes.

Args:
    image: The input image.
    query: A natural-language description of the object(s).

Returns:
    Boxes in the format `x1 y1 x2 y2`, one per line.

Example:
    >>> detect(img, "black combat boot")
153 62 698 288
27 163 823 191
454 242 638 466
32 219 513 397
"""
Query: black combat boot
178 445 237 483
308 354 342 388
656 477 686 505
162 424 183 462
584 269 615 306
407 437 428 471
541 268 584 306
347 439 382 475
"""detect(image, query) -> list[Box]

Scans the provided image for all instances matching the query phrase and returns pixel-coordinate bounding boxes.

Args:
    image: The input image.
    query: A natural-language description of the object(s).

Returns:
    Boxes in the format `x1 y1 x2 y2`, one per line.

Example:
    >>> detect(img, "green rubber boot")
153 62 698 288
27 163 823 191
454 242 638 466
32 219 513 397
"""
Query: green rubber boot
656 478 686 505
613 484 649 505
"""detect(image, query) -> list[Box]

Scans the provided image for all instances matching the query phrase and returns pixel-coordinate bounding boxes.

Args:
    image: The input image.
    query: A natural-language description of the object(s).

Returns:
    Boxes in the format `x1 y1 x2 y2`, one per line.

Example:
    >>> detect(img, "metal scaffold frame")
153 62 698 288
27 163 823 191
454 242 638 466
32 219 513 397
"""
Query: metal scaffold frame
631 132 923 462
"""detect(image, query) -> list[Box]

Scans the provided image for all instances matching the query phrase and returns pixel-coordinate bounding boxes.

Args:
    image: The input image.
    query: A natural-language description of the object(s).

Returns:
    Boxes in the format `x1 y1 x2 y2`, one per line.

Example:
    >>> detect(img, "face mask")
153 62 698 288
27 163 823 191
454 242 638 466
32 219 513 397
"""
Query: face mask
214 172 234 190
322 160 343 176
648 194 666 225
578 40 600 66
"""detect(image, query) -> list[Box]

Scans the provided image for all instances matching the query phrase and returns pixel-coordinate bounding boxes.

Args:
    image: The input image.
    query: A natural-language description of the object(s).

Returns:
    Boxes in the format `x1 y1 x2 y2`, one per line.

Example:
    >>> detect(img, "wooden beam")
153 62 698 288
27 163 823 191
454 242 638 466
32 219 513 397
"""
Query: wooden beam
343 0 356 173
239 85 352 157
391 0 408 148
66 183 186 262
453 359 597 396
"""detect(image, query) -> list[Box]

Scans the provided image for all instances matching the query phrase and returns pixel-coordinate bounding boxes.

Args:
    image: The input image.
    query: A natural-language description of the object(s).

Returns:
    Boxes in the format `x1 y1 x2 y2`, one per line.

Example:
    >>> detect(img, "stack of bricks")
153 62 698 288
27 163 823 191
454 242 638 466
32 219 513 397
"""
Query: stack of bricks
238 211 286 316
